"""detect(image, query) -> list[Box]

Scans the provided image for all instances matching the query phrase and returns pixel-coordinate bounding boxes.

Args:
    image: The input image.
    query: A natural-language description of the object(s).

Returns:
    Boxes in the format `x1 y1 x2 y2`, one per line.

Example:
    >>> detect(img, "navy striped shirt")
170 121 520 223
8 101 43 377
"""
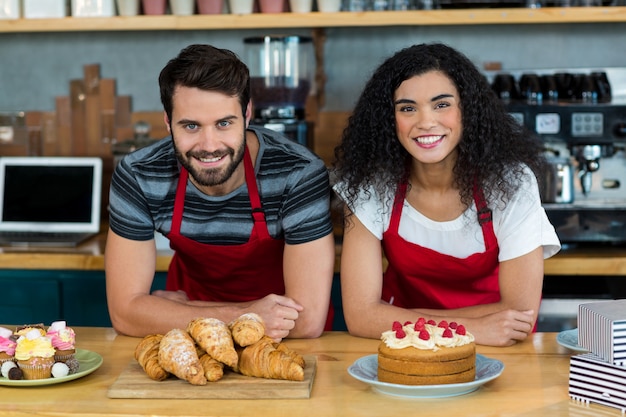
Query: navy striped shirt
109 126 333 245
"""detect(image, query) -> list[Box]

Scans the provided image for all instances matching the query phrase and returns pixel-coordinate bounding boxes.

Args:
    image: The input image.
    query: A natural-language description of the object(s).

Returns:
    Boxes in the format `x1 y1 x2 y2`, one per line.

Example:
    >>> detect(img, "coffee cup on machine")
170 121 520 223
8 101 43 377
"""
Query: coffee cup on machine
519 73 543 104
491 73 519 101
540 75 559 103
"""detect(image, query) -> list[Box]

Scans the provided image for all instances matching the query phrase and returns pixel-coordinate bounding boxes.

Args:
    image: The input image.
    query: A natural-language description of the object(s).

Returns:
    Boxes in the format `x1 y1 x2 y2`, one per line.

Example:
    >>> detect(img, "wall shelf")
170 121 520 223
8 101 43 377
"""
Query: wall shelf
1 8 625 33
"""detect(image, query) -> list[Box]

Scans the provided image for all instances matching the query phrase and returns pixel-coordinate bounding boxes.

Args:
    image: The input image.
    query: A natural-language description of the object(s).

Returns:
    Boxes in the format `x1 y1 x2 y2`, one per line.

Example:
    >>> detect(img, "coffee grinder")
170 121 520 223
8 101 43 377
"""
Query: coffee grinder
243 35 315 148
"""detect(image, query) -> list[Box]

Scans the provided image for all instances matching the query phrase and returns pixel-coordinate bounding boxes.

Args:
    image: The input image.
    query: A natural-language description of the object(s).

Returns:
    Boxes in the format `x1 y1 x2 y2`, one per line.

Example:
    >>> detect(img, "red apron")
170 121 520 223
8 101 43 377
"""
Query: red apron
381 182 501 309
165 146 334 330
165 146 285 301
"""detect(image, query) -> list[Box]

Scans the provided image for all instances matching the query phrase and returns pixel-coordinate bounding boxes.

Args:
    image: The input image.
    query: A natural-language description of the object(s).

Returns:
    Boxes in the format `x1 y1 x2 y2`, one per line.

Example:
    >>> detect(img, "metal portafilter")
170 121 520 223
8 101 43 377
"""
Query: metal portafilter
575 145 602 195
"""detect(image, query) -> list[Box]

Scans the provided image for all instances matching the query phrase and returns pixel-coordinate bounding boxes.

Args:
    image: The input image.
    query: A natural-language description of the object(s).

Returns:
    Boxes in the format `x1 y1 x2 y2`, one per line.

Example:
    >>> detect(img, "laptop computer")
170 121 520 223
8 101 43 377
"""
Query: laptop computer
0 156 103 247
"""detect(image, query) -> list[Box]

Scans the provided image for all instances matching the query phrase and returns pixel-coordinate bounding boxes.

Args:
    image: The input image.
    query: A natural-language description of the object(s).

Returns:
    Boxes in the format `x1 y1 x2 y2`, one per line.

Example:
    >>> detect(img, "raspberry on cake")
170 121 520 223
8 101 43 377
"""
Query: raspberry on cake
377 318 476 385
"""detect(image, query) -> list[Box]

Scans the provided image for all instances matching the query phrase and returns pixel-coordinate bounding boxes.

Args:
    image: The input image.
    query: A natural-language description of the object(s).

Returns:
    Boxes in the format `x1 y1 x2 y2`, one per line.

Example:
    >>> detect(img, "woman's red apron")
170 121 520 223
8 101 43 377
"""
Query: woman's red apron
165 146 333 329
381 182 501 309
165 146 285 302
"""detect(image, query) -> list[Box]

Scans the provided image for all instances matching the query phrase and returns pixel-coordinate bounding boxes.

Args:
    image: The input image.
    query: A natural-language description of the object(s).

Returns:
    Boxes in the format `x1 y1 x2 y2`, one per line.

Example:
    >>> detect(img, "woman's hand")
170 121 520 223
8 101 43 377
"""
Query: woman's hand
470 309 535 346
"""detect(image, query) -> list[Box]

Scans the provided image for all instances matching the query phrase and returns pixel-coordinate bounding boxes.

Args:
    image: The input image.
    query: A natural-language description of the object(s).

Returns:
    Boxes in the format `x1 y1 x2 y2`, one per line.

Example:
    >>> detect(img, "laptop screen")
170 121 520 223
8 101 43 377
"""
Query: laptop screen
0 157 102 233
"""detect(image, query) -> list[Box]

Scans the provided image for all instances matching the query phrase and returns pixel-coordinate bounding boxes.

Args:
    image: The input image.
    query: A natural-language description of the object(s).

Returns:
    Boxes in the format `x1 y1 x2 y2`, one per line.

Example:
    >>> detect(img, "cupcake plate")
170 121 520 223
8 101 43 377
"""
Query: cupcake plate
348 353 504 398
0 348 103 386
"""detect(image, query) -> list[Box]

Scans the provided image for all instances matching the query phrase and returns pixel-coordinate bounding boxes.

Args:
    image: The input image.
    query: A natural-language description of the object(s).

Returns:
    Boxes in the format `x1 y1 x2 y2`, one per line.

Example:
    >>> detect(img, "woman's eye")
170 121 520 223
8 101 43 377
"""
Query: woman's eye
397 105 415 113
435 101 450 109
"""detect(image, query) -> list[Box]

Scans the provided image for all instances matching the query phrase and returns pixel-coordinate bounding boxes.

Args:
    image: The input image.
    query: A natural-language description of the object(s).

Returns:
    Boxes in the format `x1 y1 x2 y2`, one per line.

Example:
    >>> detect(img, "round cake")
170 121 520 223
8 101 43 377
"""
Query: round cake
377 318 476 385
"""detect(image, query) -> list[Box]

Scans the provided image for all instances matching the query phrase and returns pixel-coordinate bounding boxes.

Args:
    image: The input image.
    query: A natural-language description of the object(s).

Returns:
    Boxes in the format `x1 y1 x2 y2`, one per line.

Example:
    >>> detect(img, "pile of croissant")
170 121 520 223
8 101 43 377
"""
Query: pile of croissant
134 313 305 385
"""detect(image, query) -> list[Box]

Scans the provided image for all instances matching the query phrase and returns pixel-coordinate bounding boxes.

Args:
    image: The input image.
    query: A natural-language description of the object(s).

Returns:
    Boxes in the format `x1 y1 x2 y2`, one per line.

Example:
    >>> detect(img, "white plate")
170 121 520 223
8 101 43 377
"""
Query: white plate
556 328 587 352
0 348 103 386
347 353 504 398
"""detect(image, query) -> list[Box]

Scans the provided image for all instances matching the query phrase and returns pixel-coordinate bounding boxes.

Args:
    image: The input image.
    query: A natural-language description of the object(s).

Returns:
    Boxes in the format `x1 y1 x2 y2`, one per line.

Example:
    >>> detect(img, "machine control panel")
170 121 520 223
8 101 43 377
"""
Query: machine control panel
571 112 604 137
506 102 626 144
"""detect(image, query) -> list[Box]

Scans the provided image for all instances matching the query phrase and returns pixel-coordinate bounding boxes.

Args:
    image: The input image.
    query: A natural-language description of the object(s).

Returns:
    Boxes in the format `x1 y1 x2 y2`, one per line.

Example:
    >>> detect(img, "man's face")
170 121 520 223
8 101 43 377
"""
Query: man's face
167 86 250 195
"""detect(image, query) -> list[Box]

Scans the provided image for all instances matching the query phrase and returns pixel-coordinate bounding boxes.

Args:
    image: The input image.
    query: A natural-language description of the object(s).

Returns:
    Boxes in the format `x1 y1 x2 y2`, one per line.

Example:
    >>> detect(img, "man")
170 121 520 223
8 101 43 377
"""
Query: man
105 44 335 341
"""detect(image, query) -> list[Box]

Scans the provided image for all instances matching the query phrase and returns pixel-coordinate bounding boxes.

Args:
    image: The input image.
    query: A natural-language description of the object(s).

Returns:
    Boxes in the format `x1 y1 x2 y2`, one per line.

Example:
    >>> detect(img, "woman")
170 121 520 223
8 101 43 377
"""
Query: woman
333 43 560 346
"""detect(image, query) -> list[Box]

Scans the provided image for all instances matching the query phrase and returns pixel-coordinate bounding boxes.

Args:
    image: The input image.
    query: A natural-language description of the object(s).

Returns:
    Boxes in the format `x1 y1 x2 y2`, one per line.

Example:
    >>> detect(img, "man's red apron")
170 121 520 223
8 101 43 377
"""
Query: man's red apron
381 182 501 309
166 146 285 302
165 145 333 329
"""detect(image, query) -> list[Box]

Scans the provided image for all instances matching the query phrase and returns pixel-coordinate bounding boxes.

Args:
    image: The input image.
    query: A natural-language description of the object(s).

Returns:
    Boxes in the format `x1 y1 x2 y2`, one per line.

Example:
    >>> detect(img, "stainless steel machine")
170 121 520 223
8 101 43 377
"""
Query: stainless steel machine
491 68 626 331
496 68 626 246
243 35 315 149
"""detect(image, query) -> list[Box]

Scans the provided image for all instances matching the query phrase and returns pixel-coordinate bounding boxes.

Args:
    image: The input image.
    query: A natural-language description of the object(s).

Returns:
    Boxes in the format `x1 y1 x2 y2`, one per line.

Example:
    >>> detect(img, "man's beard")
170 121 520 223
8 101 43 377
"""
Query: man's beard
173 133 246 187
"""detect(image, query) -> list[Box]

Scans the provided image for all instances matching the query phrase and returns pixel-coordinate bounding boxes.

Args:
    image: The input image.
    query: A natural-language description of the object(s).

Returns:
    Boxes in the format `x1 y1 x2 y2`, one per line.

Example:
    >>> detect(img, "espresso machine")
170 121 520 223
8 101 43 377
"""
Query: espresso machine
243 35 315 149
493 68 626 245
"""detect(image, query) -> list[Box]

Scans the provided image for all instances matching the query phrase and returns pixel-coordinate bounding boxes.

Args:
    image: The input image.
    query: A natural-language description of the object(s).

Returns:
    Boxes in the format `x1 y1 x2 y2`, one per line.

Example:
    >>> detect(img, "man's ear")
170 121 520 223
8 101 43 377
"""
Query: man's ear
164 112 171 133
245 100 253 127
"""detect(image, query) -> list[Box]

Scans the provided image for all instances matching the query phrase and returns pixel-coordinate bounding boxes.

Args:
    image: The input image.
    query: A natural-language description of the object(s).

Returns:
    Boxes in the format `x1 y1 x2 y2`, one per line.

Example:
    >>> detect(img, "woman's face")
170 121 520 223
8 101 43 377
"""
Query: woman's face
394 70 462 167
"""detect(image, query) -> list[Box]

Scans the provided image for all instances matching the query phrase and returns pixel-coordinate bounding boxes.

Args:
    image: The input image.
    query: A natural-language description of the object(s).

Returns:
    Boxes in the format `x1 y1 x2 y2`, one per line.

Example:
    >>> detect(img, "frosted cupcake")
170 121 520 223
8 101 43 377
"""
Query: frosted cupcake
0 327 16 366
47 321 76 363
15 330 55 380
14 324 46 337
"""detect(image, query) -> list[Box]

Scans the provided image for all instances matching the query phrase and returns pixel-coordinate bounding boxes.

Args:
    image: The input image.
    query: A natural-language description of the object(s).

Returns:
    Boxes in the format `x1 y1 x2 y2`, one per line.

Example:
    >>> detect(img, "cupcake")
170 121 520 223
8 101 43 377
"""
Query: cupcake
46 321 76 363
0 327 16 366
14 329 55 380
14 323 46 337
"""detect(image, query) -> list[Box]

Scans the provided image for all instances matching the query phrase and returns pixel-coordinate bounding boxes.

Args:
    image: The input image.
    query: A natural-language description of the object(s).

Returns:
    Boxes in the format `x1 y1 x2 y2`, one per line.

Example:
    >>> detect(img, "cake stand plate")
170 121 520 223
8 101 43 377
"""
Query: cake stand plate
0 348 103 386
347 353 504 398
556 328 588 352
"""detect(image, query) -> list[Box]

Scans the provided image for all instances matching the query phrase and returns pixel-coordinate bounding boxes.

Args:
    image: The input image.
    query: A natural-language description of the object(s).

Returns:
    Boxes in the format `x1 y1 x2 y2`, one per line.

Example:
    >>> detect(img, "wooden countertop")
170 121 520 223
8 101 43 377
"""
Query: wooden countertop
0 327 622 417
1 229 626 276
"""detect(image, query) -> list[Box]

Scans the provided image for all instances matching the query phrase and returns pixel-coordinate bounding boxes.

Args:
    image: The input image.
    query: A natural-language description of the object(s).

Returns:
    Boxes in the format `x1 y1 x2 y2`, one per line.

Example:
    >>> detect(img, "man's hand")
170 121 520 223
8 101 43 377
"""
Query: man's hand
150 290 303 342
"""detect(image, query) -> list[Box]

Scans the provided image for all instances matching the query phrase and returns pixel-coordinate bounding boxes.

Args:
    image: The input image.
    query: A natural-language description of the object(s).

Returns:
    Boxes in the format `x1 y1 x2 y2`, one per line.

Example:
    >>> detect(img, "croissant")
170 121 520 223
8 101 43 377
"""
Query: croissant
229 313 265 347
274 341 306 369
134 334 170 381
187 317 238 368
199 353 225 382
237 336 304 381
158 328 207 386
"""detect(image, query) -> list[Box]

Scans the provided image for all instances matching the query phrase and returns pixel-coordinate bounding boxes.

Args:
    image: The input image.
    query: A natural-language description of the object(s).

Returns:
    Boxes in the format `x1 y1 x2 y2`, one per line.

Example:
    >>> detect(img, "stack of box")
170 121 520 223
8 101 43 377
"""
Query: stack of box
569 299 626 413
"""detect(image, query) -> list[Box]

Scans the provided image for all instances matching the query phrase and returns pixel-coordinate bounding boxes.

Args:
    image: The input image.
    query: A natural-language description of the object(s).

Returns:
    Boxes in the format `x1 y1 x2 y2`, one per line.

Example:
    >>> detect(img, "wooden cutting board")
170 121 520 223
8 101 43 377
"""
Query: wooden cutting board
107 355 316 399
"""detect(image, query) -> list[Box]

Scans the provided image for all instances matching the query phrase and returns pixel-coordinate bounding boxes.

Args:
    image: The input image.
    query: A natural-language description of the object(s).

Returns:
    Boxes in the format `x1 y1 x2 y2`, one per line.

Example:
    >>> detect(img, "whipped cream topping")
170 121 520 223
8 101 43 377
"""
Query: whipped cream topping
381 318 475 352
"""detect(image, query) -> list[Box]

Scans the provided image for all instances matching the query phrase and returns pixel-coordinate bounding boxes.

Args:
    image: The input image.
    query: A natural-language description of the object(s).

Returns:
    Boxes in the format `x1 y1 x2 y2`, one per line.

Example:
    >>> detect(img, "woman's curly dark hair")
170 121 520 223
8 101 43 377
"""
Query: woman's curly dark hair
333 43 545 218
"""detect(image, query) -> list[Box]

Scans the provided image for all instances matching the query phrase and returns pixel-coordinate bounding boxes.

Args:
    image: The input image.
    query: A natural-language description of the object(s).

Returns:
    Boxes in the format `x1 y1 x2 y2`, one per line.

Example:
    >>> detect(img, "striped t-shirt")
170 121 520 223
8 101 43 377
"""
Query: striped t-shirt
109 126 333 245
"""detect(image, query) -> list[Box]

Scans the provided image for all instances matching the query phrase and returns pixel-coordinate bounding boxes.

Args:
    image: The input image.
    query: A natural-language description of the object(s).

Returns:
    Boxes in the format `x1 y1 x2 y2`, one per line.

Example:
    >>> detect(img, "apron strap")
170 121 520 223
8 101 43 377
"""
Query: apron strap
171 167 189 235
472 183 497 251
389 182 407 233
243 145 271 240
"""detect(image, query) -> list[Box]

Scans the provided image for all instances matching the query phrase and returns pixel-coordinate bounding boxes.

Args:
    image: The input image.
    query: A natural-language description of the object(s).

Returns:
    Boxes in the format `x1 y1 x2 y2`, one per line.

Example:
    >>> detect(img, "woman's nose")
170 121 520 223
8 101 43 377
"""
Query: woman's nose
415 110 436 130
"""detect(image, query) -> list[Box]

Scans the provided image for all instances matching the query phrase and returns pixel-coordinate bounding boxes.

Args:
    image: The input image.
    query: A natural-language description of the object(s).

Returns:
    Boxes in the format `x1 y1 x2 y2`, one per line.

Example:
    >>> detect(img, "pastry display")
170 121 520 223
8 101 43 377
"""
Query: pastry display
377 318 476 385
135 313 306 384
14 329 56 380
134 334 169 381
198 353 224 382
0 326 16 366
237 336 304 381
229 313 265 347
0 321 81 381
187 317 238 368
14 324 46 337
158 328 207 386
46 321 76 363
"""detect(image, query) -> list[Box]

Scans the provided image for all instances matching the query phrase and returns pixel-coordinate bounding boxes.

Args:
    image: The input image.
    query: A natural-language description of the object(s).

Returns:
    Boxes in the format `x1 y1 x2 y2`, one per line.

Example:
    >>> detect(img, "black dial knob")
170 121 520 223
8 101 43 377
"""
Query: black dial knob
613 122 626 138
